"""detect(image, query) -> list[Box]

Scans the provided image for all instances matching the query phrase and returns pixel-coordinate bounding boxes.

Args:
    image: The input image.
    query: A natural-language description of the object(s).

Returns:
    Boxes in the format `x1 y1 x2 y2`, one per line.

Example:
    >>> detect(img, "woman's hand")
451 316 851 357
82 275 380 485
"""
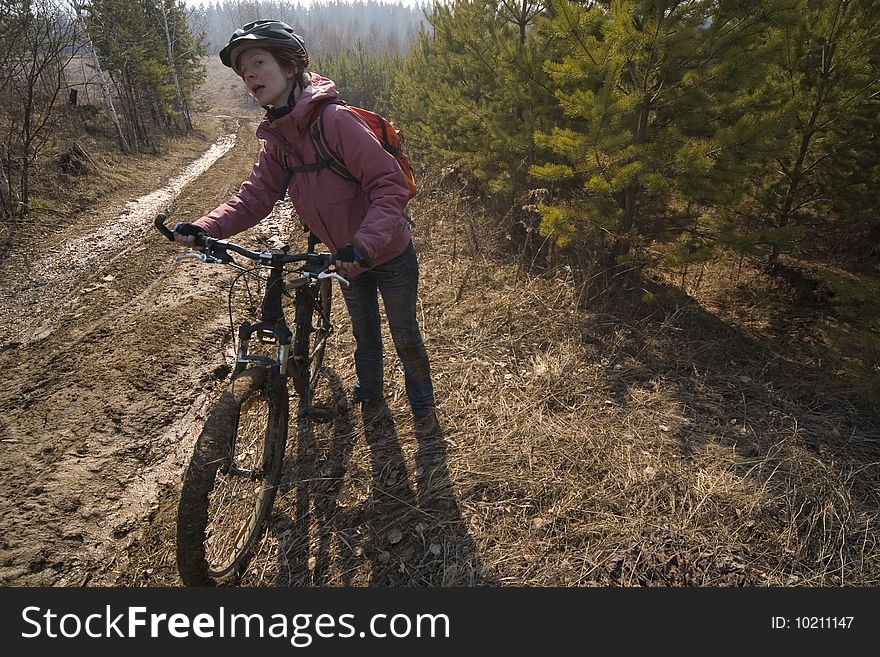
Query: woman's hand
173 222 206 247
334 244 367 276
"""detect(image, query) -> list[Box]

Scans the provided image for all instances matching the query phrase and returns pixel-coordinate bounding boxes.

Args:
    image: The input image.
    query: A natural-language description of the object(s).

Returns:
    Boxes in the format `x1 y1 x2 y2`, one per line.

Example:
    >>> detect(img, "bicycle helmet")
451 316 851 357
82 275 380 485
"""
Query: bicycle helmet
219 20 307 70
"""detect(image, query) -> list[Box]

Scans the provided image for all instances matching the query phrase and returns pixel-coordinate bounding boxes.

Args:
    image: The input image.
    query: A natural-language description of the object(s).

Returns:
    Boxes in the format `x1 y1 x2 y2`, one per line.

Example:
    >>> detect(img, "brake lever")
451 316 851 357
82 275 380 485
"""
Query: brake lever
175 251 206 262
318 271 350 287
174 250 233 265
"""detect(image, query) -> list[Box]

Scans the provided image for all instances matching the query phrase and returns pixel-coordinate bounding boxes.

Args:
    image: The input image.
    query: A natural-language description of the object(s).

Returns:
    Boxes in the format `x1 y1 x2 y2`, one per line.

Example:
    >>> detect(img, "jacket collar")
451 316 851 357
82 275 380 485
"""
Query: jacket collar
261 73 340 134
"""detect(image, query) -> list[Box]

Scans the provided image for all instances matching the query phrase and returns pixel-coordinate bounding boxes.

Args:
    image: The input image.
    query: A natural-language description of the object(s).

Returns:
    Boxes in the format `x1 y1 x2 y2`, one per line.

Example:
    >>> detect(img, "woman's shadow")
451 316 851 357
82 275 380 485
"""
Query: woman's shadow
274 370 496 586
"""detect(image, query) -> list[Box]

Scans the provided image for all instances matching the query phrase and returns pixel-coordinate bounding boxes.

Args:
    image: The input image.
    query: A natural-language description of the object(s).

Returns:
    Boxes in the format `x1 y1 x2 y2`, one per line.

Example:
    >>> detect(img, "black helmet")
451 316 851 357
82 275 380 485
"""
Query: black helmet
219 20 306 69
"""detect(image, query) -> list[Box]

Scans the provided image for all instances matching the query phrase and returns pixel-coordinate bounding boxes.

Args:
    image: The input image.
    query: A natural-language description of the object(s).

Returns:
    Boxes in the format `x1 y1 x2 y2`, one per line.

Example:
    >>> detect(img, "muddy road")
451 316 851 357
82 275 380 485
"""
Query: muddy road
0 114 260 585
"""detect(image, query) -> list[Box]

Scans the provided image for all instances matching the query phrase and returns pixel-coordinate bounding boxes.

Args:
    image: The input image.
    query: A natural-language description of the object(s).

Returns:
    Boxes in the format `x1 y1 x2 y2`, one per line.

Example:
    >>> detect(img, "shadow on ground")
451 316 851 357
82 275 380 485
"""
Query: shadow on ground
273 371 496 586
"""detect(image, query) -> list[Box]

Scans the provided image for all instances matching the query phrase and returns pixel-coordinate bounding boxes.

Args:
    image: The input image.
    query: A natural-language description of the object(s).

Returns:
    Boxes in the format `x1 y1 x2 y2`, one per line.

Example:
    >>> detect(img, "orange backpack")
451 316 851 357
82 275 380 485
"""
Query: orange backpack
308 100 417 201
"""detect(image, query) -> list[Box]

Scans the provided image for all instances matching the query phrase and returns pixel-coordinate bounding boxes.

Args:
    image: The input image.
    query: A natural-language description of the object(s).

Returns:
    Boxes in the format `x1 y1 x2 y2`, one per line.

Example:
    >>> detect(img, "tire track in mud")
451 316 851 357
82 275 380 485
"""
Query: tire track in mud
0 132 237 347
0 116 282 585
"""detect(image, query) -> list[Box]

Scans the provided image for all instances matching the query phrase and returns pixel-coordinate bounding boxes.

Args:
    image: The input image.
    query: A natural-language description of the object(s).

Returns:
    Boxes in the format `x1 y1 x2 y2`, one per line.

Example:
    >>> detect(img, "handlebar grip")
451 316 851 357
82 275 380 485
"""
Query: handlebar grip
154 212 175 242
155 212 209 249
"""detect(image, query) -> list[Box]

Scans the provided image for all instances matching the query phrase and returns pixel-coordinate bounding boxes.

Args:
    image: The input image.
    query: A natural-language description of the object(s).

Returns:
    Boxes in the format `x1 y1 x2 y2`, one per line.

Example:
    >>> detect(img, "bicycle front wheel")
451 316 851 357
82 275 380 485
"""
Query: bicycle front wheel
176 365 289 586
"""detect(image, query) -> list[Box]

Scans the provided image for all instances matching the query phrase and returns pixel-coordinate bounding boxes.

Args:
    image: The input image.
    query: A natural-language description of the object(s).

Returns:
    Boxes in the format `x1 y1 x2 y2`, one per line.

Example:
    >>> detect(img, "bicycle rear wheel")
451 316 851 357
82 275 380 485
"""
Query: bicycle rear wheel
176 365 289 586
292 279 332 413
308 278 332 389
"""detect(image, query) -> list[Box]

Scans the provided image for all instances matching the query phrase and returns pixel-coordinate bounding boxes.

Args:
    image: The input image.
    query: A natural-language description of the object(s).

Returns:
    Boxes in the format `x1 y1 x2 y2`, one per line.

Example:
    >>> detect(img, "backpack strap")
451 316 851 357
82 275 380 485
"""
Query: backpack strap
374 119 403 156
277 161 328 201
308 102 409 180
274 99 412 204
309 100 358 182
273 99 351 201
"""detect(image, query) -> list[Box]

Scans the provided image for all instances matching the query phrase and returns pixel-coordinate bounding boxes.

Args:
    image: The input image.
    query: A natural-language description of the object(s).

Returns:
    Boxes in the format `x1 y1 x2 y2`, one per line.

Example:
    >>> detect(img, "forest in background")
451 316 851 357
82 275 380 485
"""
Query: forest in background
190 0 431 56
4 0 878 270
0 0 426 224
394 1 880 278
185 0 433 117
191 1 880 306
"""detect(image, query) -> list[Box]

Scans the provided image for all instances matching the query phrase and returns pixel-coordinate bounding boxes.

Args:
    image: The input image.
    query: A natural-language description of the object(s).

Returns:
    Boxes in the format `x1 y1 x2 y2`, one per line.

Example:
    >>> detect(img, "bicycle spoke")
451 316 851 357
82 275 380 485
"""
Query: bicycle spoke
202 390 271 572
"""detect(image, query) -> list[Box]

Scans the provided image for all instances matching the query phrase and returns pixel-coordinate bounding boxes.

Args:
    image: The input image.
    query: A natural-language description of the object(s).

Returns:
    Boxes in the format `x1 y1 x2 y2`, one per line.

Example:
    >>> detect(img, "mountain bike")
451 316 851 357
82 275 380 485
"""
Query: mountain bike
155 212 349 586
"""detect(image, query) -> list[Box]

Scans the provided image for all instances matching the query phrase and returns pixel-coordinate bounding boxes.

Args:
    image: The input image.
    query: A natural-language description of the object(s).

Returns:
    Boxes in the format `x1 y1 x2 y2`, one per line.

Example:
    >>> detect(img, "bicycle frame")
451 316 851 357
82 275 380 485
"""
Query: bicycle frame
154 213 344 379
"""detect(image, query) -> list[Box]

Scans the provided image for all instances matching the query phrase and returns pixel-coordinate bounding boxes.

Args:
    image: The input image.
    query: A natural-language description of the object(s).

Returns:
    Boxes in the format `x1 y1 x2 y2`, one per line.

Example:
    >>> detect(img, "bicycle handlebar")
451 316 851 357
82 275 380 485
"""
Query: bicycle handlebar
154 212 178 242
154 211 342 275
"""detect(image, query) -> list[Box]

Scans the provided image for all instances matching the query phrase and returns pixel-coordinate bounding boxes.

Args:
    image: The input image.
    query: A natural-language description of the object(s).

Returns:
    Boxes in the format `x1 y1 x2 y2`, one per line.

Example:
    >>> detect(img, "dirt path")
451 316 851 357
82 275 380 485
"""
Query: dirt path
0 113 264 585
0 108 486 587
0 59 488 588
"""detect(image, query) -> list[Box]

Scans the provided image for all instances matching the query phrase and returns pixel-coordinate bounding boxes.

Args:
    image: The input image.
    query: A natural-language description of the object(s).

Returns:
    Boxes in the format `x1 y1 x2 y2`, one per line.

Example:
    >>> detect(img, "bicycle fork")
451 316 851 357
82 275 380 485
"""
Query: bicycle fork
234 266 292 376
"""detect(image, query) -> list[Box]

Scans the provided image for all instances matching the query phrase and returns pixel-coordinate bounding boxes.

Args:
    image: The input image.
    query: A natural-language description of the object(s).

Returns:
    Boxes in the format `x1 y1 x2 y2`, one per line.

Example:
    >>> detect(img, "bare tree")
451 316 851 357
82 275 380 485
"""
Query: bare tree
0 143 12 218
68 0 130 152
1 1 28 216
0 0 79 216
161 4 190 130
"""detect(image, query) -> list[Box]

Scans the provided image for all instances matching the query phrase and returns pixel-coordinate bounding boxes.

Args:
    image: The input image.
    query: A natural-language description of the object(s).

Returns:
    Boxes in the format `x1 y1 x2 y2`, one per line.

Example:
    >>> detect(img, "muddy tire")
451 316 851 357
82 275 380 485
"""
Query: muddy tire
175 365 289 586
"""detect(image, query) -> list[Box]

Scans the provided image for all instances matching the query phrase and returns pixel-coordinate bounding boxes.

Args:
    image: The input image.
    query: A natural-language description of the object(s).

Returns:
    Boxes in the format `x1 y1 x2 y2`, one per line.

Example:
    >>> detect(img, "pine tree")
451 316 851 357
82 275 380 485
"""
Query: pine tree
313 39 402 116
394 0 556 199
533 0 795 275
152 0 207 132
739 0 880 270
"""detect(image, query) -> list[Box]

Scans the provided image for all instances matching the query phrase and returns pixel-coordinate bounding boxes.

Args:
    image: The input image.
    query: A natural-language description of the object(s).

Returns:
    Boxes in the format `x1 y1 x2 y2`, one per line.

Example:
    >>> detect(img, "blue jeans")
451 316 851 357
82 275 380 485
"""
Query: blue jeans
341 241 435 417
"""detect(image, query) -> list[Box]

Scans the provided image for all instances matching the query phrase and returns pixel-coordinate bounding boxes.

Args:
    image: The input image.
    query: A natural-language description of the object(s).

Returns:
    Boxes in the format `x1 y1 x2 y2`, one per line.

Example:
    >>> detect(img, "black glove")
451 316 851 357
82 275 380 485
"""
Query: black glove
333 244 364 265
173 222 206 239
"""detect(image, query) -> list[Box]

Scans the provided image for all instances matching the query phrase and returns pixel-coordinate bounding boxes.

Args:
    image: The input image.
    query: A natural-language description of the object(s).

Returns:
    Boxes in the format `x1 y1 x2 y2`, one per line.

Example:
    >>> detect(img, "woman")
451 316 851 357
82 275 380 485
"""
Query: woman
173 20 436 431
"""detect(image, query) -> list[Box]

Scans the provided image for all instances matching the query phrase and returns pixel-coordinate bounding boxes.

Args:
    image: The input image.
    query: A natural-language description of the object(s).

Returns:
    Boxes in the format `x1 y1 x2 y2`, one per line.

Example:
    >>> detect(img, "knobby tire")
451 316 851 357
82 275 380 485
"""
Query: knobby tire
292 279 332 413
176 365 289 586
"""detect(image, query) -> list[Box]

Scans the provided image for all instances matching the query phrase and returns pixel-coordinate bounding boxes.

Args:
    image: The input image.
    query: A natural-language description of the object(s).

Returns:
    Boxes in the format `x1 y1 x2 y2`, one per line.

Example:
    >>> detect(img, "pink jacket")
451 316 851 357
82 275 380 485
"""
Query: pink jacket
193 74 412 272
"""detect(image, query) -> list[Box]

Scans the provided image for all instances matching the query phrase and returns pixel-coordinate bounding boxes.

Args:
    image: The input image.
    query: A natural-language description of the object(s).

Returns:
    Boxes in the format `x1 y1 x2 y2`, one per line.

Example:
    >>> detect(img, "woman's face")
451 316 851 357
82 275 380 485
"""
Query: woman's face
237 47 296 108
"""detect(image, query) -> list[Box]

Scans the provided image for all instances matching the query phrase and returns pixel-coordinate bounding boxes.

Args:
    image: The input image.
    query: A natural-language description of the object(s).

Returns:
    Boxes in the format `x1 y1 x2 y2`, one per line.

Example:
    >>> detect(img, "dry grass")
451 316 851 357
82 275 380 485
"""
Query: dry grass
394 170 878 586
115 166 880 588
